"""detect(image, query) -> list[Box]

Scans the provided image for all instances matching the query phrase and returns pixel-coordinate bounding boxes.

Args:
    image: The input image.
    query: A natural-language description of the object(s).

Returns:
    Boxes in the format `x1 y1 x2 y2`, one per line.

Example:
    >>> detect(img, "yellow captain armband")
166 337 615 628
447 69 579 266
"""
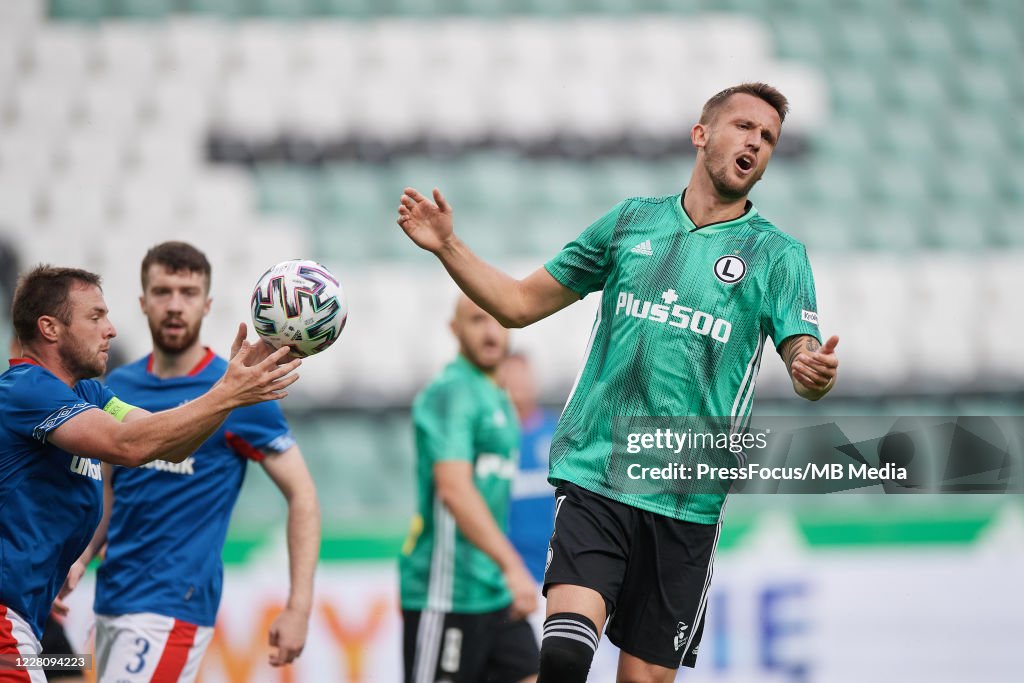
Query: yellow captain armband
402 515 424 556
102 396 137 423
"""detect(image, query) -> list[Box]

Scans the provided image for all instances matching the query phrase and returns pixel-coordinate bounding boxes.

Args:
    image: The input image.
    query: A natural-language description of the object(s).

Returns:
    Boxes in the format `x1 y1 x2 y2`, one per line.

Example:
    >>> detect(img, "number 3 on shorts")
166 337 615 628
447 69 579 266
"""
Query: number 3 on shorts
126 637 150 674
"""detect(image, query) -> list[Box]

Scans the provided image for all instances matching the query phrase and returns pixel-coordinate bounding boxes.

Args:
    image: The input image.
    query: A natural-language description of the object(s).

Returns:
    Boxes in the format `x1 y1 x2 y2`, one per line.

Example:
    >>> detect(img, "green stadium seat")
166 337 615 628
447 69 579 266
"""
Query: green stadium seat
949 60 1017 111
855 205 926 252
310 0 376 16
935 157 997 208
809 115 873 165
770 17 830 64
957 13 1022 62
920 203 990 250
185 0 247 18
829 16 892 69
987 207 1023 247
944 110 1006 161
453 155 528 211
252 0 319 18
884 63 950 114
255 165 318 222
868 161 933 208
789 208 855 252
108 0 176 18
49 0 106 20
874 114 940 171
894 14 958 69
822 64 885 118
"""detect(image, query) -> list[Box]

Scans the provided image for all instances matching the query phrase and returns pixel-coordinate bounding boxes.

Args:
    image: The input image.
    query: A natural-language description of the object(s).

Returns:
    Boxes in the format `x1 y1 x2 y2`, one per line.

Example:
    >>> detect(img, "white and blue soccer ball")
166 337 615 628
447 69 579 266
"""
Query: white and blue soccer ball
250 259 348 358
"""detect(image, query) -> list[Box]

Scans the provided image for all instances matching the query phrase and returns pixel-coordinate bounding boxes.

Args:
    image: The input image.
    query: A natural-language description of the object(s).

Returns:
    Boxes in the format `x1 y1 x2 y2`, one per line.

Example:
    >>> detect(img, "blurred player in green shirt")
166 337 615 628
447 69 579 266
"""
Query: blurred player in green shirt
400 295 539 683
397 83 840 682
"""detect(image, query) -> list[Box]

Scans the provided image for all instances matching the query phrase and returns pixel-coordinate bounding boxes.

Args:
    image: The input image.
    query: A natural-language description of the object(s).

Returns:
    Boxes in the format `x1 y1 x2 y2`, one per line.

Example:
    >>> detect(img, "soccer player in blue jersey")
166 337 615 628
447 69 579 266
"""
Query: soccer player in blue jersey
77 242 321 683
398 84 841 682
499 354 558 587
0 266 299 683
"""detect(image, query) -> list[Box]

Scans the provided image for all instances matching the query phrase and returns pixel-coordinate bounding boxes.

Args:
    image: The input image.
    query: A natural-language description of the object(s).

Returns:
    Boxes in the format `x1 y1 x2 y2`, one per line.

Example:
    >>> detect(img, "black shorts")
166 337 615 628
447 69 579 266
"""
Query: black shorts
543 482 720 669
402 606 539 683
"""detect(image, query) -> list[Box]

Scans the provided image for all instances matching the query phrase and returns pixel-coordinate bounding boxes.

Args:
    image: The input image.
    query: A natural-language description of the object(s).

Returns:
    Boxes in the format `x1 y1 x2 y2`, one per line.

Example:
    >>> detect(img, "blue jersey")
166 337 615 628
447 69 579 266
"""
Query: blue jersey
0 360 118 639
94 350 294 627
507 408 559 583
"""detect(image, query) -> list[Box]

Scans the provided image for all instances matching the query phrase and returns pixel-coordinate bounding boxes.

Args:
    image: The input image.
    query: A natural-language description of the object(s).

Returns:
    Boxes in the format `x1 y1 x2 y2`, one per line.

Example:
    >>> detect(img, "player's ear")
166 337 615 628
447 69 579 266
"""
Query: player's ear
203 295 212 317
37 315 60 343
691 122 708 149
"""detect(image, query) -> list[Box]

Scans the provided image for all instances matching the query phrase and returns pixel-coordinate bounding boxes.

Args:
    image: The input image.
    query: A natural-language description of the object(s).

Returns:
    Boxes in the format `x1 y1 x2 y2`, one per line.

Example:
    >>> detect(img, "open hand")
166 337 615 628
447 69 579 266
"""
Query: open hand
221 342 301 407
396 187 454 254
230 323 287 365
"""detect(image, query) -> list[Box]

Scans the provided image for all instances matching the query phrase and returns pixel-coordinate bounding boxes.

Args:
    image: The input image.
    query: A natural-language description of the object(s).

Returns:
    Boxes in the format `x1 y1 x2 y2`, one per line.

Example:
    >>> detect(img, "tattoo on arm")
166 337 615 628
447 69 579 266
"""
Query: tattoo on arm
781 335 820 369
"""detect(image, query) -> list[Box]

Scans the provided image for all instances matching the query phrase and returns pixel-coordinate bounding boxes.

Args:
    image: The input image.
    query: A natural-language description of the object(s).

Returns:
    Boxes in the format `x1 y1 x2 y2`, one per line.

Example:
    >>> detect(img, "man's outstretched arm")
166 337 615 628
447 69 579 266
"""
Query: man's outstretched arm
779 334 840 401
397 187 578 328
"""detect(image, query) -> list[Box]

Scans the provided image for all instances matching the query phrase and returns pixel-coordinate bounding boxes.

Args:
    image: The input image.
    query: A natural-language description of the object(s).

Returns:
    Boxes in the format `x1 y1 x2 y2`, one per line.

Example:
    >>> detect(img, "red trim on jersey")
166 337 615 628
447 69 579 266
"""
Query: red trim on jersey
7 358 39 367
0 605 32 683
225 431 266 462
188 348 216 377
150 619 198 683
146 348 216 377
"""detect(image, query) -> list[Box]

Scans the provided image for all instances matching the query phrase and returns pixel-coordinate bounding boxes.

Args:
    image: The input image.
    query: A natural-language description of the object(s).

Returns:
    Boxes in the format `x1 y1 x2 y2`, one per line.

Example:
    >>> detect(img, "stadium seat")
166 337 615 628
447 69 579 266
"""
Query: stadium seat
894 14 958 69
94 21 165 87
49 0 105 21
8 82 78 139
949 60 1016 111
109 0 177 19
77 82 143 136
55 131 127 183
25 24 95 84
883 63 949 114
255 165 318 222
163 18 229 89
184 0 247 18
212 77 284 139
0 176 41 235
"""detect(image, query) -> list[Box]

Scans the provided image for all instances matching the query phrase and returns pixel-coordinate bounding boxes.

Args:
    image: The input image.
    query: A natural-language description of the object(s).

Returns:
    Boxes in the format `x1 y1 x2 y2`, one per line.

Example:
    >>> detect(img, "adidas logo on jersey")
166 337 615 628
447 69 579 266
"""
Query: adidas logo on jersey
630 240 654 256
141 456 196 476
69 455 102 481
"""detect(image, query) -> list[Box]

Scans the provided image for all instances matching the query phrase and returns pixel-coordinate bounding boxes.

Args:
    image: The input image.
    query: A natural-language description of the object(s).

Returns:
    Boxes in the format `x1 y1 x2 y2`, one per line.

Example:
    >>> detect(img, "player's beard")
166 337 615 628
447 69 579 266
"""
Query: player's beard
151 317 202 354
703 135 762 201
59 335 106 380
465 337 508 373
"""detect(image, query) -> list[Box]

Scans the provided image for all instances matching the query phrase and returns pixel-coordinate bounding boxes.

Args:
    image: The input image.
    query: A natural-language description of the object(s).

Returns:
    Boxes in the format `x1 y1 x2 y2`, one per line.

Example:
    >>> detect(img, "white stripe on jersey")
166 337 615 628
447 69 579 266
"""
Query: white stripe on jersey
562 306 603 414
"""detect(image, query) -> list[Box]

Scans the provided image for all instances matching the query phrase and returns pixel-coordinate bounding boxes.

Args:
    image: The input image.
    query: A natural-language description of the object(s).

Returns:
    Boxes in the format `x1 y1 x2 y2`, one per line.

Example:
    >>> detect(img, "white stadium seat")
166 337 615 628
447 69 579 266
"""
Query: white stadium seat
25 25 95 86
94 22 166 89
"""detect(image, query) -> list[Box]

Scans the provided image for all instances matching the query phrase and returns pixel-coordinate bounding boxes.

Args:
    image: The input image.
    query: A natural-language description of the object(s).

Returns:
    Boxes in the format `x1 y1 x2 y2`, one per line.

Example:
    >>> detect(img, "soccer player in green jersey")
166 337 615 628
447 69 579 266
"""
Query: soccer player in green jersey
400 295 540 683
397 83 840 683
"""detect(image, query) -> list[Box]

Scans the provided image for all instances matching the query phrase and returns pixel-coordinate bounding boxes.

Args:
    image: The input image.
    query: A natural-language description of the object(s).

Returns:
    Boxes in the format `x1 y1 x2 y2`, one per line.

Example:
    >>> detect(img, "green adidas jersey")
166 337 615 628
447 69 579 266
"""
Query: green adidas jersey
400 355 520 613
545 192 822 524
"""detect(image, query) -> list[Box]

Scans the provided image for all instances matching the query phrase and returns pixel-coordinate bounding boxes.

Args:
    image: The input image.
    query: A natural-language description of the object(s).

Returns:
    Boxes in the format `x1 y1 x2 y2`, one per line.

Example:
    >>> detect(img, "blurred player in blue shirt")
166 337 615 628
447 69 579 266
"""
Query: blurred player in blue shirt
85 242 321 683
500 353 558 584
0 265 299 682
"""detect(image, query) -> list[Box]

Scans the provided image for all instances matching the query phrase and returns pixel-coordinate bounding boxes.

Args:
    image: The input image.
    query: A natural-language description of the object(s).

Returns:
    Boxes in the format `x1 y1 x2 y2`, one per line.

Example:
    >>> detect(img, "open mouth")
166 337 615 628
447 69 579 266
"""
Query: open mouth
735 154 755 173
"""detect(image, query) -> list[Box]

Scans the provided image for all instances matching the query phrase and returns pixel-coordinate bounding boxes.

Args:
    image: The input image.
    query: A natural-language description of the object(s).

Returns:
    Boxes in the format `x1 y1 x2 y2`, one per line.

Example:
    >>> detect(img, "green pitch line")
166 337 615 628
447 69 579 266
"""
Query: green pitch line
216 504 1015 564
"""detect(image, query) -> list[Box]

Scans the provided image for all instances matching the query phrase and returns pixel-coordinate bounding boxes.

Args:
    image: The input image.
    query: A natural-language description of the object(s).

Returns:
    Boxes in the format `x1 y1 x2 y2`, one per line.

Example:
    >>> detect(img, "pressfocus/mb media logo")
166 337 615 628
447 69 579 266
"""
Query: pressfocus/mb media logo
608 416 1024 496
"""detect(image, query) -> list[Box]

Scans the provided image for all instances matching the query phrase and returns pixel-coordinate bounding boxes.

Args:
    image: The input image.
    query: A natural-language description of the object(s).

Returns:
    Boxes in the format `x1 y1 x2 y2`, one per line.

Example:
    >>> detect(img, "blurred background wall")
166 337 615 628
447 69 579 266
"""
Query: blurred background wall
2 0 1023 680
